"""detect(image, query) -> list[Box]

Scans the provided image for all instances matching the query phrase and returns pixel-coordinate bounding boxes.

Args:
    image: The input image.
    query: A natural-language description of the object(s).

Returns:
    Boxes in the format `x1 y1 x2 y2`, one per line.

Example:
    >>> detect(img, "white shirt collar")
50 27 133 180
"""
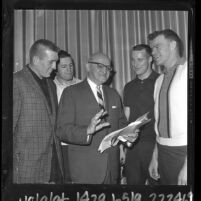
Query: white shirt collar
87 78 104 103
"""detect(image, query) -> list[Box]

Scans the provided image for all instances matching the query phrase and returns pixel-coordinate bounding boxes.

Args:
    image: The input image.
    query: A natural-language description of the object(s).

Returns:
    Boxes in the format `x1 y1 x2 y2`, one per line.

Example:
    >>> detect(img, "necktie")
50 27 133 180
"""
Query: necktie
96 85 105 110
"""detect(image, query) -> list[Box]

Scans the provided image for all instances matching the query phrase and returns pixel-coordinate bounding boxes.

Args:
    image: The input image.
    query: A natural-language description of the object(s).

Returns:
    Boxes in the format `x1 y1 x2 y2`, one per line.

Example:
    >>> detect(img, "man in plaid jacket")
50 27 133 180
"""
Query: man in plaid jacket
13 39 64 183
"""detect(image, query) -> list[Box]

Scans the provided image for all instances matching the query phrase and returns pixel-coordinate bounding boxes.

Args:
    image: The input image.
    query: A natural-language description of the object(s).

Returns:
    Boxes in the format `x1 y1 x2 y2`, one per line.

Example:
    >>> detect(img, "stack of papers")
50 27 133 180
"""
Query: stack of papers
98 112 151 153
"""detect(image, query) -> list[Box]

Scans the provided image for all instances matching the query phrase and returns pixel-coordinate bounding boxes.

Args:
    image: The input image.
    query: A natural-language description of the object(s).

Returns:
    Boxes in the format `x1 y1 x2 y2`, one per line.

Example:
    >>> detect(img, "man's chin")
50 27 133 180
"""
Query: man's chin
45 73 51 78
100 78 108 83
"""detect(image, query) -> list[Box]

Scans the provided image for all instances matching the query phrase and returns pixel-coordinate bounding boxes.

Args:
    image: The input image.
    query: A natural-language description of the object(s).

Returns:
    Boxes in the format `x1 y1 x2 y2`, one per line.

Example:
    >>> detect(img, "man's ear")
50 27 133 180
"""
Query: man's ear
85 63 90 72
32 56 39 65
170 41 177 51
148 56 153 63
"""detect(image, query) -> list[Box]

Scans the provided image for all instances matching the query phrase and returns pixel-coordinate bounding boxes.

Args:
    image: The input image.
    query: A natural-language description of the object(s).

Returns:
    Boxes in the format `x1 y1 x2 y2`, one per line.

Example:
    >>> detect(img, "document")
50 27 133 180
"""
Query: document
98 112 151 153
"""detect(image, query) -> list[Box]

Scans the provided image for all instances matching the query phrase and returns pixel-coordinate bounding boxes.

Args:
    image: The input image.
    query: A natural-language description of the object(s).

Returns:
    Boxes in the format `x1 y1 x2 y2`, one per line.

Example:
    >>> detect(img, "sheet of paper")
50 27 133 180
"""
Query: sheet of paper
98 112 151 153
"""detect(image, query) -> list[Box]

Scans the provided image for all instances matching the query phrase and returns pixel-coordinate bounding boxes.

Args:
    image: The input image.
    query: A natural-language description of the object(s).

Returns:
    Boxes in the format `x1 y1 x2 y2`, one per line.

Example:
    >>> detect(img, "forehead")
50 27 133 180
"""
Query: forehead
92 55 110 65
150 35 168 46
131 49 148 58
43 49 58 60
59 57 72 65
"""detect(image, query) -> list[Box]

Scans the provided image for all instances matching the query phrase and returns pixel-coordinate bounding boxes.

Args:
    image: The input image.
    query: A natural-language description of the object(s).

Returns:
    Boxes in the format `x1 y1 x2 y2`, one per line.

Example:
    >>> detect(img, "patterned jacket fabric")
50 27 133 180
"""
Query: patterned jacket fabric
13 66 64 183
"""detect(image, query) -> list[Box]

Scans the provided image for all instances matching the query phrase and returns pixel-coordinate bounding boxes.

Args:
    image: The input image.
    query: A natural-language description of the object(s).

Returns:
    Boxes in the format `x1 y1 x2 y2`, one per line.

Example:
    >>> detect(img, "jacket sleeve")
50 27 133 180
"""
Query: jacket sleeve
13 77 22 134
56 87 89 145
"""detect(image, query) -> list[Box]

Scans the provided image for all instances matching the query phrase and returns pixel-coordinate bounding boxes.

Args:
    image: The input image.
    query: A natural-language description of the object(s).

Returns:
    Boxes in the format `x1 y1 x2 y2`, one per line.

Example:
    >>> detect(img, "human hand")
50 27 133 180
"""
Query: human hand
123 129 139 142
122 129 140 147
87 109 110 135
148 155 160 181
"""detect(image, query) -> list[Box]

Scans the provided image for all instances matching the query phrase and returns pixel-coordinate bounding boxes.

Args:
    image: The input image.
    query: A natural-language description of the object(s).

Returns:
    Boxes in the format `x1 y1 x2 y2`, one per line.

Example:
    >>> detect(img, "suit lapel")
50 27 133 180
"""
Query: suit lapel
23 67 54 125
102 85 109 113
101 85 110 134
47 79 57 126
84 79 100 109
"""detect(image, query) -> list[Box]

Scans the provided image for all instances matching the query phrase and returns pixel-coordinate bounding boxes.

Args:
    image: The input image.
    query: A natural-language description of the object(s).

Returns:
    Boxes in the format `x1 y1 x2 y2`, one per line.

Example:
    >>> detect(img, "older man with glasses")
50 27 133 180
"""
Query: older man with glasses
56 52 129 184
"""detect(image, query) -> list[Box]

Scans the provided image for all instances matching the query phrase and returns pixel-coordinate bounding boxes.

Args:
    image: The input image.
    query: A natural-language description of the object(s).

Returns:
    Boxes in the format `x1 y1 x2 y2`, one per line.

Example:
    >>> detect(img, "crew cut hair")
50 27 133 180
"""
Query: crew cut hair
29 39 59 63
131 44 152 56
148 29 184 57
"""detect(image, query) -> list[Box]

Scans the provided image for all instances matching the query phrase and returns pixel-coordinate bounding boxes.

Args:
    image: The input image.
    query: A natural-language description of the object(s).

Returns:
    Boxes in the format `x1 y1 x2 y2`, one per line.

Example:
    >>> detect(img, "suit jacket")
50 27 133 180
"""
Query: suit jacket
56 79 127 184
13 66 64 183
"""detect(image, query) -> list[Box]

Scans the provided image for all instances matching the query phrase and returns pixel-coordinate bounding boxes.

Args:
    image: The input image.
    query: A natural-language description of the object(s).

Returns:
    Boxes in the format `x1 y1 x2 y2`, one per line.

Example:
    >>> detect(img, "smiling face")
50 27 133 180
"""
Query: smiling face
33 49 58 78
131 49 152 77
149 35 172 67
57 57 74 81
86 54 111 85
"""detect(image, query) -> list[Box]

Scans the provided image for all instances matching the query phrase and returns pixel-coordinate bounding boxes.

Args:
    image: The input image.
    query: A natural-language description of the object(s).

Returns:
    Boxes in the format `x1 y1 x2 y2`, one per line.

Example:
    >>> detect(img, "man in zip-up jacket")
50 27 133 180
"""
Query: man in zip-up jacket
148 29 187 185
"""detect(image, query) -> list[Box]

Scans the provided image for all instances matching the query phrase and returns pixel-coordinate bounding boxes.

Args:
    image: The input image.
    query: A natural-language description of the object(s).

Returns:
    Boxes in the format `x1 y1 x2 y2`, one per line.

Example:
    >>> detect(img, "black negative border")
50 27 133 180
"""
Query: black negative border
2 0 195 200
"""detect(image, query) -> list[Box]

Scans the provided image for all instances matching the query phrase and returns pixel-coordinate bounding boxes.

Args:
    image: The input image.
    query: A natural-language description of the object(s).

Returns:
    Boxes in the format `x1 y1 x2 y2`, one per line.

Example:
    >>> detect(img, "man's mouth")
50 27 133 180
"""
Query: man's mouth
135 67 142 71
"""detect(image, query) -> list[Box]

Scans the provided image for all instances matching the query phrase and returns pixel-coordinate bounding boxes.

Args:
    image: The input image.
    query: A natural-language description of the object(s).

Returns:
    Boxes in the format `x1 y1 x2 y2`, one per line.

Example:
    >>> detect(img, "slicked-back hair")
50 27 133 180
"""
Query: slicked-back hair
131 44 152 56
148 29 184 57
29 39 59 64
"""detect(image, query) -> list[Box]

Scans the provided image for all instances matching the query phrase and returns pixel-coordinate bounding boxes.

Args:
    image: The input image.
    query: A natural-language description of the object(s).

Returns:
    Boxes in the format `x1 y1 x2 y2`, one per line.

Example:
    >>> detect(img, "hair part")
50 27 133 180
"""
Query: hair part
148 29 184 57
29 39 59 64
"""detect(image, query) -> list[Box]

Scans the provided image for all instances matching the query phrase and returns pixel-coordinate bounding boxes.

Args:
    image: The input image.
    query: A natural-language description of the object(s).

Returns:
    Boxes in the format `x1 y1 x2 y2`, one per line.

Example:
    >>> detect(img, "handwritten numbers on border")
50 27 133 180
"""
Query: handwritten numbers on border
77 191 106 201
149 192 192 201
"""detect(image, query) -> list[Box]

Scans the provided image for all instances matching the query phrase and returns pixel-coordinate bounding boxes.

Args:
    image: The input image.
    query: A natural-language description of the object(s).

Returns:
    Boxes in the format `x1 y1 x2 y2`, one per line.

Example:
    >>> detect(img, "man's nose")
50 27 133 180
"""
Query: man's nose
133 62 139 68
66 66 73 72
152 48 156 56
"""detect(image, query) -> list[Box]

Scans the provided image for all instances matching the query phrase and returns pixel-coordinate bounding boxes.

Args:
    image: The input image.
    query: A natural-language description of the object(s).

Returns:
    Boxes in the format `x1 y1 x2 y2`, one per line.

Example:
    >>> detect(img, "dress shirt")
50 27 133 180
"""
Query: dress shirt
87 78 105 104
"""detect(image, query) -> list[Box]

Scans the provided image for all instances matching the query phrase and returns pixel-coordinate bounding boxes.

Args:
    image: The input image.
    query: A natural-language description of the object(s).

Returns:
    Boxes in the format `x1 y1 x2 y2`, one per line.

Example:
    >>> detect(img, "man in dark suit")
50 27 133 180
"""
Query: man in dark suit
13 39 64 183
56 52 128 184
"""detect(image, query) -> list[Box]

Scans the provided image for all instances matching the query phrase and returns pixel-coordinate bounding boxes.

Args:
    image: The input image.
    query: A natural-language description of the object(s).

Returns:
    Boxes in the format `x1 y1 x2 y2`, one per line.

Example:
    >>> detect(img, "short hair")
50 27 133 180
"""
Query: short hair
148 29 184 57
56 50 73 67
58 50 72 61
29 39 59 63
131 44 152 56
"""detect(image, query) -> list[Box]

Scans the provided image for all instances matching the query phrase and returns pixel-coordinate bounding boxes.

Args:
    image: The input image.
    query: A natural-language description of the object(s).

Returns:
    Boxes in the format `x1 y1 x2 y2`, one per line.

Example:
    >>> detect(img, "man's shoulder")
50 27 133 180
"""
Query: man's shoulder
63 80 86 93
71 79 85 88
14 67 25 76
124 79 136 90
13 67 30 82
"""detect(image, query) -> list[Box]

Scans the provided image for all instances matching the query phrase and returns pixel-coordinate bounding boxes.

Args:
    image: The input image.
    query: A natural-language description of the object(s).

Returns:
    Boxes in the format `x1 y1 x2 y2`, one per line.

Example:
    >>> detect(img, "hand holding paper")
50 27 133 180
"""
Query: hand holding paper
98 112 151 153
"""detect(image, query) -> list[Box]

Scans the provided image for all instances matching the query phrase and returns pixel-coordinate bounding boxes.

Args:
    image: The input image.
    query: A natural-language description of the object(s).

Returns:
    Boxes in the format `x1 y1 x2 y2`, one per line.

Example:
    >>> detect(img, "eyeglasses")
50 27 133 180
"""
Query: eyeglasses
88 61 112 72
